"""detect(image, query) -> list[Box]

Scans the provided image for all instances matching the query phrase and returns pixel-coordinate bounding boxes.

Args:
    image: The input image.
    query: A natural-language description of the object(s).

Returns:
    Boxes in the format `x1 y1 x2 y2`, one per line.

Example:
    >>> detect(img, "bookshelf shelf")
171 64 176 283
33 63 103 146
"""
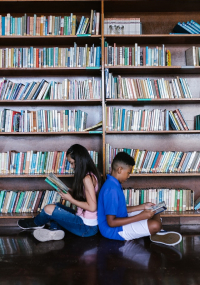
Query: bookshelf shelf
104 34 200 45
106 99 200 105
0 132 102 135
0 99 102 106
106 131 200 134
0 174 74 178
107 66 200 75
0 213 37 219
0 35 101 45
0 68 101 76
129 173 200 177
161 211 200 217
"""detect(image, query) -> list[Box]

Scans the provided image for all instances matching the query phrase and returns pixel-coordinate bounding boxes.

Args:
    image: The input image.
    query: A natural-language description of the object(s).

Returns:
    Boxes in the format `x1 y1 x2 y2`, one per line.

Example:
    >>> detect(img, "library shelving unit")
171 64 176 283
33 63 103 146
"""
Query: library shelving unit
1 0 200 226
0 0 103 226
103 0 200 225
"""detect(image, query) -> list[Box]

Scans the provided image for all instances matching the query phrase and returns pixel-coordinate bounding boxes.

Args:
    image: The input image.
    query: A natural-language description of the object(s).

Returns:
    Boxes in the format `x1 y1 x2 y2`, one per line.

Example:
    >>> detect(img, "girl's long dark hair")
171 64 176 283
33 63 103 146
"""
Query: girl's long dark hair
67 144 101 202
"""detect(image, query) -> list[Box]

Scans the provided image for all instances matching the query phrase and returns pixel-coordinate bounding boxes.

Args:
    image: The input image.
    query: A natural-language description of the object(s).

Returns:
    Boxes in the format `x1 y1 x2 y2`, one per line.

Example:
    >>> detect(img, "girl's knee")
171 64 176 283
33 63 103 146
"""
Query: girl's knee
44 204 56 215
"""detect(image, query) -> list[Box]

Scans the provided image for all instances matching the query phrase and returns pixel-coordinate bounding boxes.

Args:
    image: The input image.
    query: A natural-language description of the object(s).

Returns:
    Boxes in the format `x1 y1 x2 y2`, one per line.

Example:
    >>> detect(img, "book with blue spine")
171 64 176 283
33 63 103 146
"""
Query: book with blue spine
181 152 192 172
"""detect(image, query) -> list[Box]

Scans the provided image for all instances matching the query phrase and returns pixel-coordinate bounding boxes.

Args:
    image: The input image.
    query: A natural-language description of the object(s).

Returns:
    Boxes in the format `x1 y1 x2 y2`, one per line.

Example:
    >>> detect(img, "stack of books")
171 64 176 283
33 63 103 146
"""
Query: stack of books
104 18 142 35
0 43 101 68
173 20 200 34
106 107 189 131
185 46 200 66
0 77 101 100
106 144 200 174
0 150 98 174
105 71 192 99
0 189 61 213
76 11 100 35
0 11 100 36
195 114 200 130
123 188 194 211
105 43 171 66
0 109 88 133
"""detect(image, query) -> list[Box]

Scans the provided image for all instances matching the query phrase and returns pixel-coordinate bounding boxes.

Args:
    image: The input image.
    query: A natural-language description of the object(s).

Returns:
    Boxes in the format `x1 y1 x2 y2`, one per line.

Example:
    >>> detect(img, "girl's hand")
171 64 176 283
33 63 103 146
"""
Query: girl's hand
59 191 73 203
143 202 155 210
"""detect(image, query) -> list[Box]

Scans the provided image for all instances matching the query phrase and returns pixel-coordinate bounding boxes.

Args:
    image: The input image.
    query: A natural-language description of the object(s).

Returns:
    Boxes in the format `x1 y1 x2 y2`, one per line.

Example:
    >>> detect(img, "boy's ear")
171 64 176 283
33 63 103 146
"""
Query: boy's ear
117 166 123 174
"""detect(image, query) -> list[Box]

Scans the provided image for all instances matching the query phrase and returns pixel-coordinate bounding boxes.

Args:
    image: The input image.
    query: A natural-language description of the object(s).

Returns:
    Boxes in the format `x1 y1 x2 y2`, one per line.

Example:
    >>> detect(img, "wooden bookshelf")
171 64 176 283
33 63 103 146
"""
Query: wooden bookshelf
1 0 200 225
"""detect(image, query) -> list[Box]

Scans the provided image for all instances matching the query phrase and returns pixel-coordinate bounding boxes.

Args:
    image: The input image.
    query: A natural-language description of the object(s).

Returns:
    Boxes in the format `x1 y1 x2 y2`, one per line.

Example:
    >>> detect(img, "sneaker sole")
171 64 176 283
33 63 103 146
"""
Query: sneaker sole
33 229 65 242
150 231 182 246
17 220 45 230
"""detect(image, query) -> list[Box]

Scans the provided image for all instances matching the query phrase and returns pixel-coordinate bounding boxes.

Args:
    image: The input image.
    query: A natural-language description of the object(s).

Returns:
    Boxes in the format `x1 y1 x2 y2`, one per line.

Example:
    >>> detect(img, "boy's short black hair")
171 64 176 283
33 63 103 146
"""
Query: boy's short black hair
112 152 135 170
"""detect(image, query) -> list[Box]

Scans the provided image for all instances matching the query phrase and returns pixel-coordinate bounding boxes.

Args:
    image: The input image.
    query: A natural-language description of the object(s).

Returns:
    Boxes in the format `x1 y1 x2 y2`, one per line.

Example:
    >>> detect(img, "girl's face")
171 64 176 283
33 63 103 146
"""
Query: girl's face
67 154 76 169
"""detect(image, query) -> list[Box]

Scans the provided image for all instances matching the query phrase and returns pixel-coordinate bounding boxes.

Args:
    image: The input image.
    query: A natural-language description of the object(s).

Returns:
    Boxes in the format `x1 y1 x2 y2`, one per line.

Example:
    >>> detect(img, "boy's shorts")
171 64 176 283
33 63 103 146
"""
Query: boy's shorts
118 210 150 240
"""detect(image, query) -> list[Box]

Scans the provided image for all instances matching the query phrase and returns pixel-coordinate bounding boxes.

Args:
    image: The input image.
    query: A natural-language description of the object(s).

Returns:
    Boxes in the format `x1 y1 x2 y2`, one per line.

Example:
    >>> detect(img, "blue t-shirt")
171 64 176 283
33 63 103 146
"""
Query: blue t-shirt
98 174 128 240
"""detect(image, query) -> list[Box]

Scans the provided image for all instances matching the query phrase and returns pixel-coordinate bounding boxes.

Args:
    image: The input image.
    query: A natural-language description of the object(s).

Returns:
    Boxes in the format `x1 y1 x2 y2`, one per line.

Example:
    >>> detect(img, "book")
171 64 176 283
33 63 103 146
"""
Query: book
45 173 69 194
83 121 102 131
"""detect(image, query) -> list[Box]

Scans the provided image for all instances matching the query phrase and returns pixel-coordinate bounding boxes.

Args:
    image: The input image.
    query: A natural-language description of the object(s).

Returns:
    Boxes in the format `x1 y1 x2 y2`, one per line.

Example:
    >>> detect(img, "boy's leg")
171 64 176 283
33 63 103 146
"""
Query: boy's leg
149 214 182 246
147 213 162 235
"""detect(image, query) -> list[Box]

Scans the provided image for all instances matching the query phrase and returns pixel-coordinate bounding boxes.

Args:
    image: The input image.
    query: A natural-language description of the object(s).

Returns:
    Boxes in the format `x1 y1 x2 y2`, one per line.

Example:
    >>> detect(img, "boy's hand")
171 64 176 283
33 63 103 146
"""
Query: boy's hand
143 202 155 210
59 190 73 203
141 209 155 220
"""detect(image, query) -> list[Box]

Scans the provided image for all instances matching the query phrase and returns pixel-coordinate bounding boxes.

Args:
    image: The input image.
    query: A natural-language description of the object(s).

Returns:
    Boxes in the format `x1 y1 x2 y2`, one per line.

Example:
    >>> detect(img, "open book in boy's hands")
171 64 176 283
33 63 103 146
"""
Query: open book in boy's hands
147 201 167 215
45 173 69 194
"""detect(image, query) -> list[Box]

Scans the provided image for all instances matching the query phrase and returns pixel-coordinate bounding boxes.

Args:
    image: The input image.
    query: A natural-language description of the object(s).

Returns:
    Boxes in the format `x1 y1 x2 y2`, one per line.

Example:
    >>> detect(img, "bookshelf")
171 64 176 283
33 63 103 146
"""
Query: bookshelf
1 0 200 226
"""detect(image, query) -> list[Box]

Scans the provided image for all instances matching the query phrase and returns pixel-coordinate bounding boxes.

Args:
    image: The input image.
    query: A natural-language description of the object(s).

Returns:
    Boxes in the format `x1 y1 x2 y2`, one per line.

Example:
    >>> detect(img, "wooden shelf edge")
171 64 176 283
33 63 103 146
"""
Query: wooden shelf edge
161 211 200 217
0 132 102 135
106 131 200 134
0 213 37 218
0 174 74 178
129 173 200 177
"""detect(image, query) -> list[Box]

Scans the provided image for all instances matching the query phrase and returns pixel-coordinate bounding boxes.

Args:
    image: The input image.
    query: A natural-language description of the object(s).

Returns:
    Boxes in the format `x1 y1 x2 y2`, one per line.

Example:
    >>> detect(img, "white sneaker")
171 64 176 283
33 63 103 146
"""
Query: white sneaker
150 231 182 246
33 229 65 242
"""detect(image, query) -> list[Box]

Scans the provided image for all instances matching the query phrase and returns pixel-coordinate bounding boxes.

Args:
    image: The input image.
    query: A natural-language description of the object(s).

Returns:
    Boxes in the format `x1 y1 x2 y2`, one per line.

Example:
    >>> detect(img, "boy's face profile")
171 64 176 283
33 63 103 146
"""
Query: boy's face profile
117 165 133 184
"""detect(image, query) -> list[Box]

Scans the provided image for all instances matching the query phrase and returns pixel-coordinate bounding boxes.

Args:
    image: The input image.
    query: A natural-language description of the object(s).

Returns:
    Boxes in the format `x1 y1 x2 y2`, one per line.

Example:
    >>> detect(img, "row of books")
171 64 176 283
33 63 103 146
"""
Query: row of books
105 71 192 99
105 107 189 131
195 114 200 130
0 190 61 213
0 11 100 36
0 150 98 175
1 109 88 133
173 20 200 34
104 18 142 35
185 46 200 66
0 77 101 101
0 44 101 68
104 43 171 67
77 11 100 35
105 144 200 174
123 188 194 211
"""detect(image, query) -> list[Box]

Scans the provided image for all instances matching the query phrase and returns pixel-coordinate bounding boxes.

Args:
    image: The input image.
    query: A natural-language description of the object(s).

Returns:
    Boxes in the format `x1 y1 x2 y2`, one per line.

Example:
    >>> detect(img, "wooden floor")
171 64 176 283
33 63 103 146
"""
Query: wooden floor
0 226 200 285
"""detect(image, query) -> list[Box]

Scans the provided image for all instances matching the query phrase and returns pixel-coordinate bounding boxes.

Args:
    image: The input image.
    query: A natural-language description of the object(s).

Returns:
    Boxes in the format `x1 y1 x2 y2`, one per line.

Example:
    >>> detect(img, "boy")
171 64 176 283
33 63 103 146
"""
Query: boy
98 152 182 246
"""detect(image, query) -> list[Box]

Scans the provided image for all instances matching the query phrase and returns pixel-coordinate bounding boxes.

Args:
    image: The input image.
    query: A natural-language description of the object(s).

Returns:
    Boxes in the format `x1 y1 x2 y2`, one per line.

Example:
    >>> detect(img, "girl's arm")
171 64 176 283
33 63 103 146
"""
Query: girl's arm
59 175 97 212
127 202 155 213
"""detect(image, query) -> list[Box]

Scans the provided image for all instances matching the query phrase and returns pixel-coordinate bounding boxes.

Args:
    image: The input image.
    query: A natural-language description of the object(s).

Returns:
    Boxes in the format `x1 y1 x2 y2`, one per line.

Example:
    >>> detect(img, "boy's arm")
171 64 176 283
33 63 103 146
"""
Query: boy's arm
107 210 155 228
127 202 154 213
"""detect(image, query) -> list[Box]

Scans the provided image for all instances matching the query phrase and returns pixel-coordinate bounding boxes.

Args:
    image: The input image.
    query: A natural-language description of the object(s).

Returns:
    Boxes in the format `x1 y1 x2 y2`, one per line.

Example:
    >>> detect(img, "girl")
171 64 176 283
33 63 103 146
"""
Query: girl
18 144 101 242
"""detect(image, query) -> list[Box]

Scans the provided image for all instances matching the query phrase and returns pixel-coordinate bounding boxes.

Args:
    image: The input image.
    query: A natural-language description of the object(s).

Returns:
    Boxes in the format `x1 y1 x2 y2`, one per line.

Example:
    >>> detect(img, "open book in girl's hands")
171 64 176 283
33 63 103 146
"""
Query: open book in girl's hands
45 173 69 194
147 201 167 215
